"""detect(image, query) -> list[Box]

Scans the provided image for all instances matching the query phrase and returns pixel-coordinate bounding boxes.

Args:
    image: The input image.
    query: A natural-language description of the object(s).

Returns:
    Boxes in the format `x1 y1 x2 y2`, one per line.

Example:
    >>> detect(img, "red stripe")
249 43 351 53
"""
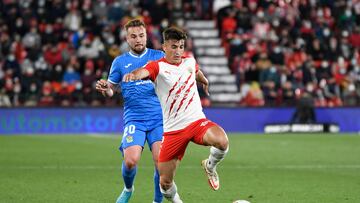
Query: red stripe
168 98 177 117
173 73 192 96
166 76 182 103
168 73 193 115
174 81 195 118
184 92 195 111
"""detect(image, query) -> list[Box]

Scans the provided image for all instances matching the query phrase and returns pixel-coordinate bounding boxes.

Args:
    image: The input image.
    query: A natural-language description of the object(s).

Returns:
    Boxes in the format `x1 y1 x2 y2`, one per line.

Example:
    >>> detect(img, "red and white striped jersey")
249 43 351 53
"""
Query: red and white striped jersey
145 57 206 132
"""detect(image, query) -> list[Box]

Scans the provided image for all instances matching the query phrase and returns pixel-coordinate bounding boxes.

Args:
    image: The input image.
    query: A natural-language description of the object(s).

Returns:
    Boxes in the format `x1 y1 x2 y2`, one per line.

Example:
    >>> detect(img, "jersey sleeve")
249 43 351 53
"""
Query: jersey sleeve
108 57 122 84
144 61 160 81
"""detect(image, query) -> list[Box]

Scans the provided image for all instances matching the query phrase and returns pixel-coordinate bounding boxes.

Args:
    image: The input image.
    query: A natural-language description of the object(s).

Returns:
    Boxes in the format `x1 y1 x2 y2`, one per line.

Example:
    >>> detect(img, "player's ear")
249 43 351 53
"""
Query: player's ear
162 42 166 52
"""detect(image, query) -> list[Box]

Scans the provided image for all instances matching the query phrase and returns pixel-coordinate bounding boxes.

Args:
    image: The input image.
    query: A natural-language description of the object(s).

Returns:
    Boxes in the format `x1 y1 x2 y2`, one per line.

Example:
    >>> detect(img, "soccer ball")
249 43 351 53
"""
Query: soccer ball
233 200 251 203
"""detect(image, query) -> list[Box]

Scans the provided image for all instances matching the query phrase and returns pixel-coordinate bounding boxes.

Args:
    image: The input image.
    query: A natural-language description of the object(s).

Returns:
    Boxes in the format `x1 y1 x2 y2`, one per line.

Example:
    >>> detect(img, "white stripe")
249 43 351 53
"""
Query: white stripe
107 79 119 85
85 133 119 139
128 48 148 58
1 165 360 170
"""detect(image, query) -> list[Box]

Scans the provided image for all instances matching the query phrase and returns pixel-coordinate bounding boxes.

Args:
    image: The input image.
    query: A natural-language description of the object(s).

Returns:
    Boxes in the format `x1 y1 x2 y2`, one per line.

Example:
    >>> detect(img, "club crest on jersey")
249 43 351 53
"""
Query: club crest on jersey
126 135 133 143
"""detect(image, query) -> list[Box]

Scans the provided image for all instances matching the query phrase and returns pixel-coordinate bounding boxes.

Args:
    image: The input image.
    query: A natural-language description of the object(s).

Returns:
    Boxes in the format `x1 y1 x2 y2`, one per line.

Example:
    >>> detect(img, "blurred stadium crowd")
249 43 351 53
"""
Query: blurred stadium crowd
0 0 359 107
219 0 360 107
0 0 182 107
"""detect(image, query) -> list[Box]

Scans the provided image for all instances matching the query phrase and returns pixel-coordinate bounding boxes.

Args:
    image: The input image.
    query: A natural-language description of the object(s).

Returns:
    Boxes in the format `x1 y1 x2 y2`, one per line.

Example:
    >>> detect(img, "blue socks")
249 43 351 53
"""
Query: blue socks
122 162 137 189
154 168 163 202
121 162 162 202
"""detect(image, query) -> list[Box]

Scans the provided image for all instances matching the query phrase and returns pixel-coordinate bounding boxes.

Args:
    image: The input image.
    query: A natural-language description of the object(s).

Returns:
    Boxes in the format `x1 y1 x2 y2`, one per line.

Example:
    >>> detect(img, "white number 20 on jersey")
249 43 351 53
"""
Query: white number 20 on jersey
124 125 136 137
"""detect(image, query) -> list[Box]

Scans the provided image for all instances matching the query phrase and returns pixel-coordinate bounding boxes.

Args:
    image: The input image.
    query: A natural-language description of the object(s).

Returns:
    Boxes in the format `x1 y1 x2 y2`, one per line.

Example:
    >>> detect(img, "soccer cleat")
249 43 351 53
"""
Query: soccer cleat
116 186 134 203
201 159 220 191
173 193 183 203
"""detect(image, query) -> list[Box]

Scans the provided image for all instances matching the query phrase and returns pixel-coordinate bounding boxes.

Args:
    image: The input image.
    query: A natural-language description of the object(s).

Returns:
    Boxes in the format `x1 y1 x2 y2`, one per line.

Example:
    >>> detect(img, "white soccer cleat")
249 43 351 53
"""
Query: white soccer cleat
172 193 183 203
201 159 220 191
162 192 183 203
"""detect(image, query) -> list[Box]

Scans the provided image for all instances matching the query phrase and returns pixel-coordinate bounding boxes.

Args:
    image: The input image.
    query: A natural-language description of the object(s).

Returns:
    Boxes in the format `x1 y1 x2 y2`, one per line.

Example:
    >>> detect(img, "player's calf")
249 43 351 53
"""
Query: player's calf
160 182 183 203
207 146 229 172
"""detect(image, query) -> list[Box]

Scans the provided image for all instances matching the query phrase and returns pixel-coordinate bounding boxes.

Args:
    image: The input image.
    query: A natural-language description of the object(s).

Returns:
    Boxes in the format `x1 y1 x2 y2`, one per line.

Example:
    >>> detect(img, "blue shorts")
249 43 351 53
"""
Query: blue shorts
119 119 163 153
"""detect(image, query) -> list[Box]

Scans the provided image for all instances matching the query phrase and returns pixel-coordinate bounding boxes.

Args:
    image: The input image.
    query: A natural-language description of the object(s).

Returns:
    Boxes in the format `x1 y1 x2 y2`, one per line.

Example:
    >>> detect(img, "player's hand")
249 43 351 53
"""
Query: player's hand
95 79 109 92
123 73 136 82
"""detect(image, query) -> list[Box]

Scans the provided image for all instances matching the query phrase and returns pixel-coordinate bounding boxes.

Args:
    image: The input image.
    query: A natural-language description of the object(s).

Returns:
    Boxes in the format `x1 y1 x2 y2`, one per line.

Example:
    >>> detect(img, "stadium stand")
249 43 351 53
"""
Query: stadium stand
212 0 360 106
187 20 241 104
0 0 359 107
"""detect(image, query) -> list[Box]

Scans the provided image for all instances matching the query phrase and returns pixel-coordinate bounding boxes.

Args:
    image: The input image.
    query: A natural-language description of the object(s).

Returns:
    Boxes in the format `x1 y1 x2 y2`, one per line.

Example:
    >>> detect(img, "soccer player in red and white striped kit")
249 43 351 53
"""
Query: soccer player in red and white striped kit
123 27 229 203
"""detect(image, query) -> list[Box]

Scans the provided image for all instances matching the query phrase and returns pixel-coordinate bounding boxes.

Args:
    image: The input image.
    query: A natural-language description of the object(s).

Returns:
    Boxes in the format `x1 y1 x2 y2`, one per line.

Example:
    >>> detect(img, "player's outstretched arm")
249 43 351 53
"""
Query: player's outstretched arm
196 70 210 96
123 68 150 82
95 79 115 97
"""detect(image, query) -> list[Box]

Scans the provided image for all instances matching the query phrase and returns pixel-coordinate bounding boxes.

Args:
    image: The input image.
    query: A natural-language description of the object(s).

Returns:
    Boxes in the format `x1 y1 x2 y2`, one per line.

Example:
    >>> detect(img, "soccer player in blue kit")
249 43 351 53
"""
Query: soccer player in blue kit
96 19 164 203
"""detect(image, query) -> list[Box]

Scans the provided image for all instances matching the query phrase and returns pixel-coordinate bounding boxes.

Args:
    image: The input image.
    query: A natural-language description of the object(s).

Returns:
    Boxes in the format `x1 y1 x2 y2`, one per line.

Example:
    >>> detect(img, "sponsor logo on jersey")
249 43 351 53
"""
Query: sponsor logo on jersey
126 135 133 143
135 80 152 85
125 63 132 68
200 121 210 127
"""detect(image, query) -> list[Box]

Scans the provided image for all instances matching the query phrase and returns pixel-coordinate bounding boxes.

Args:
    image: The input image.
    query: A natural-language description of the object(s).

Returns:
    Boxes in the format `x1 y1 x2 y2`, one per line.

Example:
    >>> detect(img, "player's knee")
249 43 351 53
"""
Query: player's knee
214 135 229 151
124 157 138 169
160 176 172 190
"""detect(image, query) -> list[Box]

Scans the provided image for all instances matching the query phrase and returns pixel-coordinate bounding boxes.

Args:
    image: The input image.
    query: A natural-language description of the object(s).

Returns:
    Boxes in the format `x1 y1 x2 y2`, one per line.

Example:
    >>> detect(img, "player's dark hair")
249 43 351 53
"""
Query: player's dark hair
162 27 187 42
124 19 146 30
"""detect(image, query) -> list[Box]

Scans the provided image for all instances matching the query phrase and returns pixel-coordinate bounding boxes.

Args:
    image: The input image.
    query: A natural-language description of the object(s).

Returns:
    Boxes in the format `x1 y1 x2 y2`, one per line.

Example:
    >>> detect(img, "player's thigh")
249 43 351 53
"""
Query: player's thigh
202 125 229 150
146 120 163 165
150 141 161 167
123 145 143 164
146 119 164 147
120 121 147 161
146 120 163 151
158 159 179 184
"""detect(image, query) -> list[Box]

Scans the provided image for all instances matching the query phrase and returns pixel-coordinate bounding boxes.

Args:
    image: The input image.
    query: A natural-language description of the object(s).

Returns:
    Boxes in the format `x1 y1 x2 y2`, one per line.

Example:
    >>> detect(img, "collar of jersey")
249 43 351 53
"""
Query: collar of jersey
128 48 148 58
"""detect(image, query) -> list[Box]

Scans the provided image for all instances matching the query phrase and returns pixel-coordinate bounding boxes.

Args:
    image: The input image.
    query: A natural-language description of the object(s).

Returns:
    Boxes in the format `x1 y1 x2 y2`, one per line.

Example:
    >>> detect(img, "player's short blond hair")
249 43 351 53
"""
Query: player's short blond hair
124 19 146 31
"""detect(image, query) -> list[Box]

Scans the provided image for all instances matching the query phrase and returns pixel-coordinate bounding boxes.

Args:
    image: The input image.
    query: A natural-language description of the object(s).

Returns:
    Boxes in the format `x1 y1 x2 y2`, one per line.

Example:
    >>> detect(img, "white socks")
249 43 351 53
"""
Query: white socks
160 182 183 203
123 185 134 192
207 146 229 172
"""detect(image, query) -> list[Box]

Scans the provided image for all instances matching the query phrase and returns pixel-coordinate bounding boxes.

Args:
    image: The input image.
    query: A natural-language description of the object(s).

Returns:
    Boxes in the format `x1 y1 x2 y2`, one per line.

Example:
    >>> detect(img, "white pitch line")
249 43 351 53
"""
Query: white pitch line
85 133 120 139
1 165 360 170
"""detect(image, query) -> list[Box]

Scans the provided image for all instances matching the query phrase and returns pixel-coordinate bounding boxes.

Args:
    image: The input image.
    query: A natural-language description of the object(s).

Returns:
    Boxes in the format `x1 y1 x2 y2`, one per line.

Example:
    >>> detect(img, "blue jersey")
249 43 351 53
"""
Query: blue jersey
108 48 164 123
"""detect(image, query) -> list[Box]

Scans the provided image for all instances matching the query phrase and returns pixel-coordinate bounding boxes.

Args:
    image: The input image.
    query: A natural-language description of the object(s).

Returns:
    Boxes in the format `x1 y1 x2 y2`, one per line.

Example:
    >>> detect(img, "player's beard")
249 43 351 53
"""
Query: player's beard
131 44 145 55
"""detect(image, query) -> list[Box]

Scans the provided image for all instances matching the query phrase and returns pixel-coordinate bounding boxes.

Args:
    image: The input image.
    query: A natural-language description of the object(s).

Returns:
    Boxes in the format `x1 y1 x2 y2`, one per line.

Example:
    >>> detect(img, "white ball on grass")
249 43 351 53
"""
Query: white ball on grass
233 200 251 203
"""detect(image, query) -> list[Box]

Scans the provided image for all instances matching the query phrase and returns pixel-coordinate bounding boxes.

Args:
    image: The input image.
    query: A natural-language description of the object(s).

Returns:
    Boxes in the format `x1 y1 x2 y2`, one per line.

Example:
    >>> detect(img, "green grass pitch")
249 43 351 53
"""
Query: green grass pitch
0 134 360 203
